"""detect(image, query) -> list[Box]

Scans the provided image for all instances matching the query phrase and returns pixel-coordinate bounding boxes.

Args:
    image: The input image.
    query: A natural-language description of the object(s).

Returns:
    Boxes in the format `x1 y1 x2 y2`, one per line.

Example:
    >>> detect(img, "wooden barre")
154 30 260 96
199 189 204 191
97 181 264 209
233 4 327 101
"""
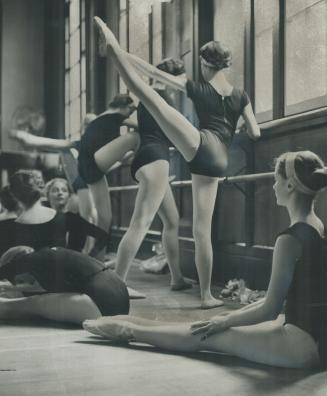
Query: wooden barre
108 171 275 192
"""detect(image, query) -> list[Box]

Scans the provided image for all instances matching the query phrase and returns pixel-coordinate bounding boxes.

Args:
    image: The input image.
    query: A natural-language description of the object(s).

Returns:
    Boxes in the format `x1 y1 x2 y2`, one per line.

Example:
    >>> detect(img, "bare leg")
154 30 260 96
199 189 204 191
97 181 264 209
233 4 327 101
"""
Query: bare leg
83 317 319 369
77 188 97 254
0 293 101 325
88 177 112 233
191 174 222 309
94 19 200 162
115 161 170 281
94 132 139 173
157 185 191 290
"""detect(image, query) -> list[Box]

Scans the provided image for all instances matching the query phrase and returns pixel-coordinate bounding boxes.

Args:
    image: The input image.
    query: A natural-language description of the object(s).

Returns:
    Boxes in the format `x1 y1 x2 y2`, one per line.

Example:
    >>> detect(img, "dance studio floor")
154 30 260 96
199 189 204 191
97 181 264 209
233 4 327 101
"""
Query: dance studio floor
1 263 326 396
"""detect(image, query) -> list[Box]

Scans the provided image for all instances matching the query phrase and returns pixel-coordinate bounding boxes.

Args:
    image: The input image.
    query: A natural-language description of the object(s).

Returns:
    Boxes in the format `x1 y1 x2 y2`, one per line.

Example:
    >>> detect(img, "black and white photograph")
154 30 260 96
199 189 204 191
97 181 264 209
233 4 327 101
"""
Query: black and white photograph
0 0 327 395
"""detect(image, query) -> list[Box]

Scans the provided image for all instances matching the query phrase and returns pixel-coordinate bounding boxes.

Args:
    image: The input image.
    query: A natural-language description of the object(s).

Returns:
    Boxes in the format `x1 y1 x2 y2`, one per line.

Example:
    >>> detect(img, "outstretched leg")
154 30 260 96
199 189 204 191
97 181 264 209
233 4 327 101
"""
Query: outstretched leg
191 174 222 309
94 18 200 162
115 161 171 281
157 184 191 290
0 293 101 325
88 176 112 233
83 317 319 369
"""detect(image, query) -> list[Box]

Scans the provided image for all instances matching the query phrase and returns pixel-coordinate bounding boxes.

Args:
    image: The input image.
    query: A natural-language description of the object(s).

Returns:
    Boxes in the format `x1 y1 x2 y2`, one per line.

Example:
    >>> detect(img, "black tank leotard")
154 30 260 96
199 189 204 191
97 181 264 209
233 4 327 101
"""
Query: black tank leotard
279 223 327 368
131 89 174 181
186 80 250 177
0 219 16 256
0 247 129 316
78 113 125 184
60 140 87 192
13 212 109 256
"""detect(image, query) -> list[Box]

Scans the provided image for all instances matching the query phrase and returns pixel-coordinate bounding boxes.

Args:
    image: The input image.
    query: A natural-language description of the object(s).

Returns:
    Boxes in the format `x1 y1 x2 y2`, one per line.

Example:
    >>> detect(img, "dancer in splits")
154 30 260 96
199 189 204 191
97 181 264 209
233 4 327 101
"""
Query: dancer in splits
85 150 327 369
94 17 260 308
113 58 191 292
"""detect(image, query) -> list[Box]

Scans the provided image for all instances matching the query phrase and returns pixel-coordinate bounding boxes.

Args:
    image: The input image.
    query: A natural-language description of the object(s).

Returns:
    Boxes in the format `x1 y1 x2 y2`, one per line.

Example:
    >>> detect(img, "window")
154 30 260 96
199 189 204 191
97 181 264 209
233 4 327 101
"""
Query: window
285 0 327 115
65 0 87 140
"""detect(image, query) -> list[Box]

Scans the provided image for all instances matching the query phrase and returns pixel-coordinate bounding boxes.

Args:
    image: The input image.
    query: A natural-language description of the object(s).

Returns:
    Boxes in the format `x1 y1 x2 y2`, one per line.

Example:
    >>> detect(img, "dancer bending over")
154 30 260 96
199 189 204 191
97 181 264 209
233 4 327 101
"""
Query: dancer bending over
114 58 190 292
84 150 327 369
0 246 129 325
94 17 260 308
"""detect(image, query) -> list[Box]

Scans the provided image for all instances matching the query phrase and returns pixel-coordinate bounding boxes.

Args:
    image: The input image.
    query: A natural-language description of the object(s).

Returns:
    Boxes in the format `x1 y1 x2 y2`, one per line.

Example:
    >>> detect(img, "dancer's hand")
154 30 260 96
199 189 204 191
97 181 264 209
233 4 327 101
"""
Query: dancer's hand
190 316 228 340
94 16 120 50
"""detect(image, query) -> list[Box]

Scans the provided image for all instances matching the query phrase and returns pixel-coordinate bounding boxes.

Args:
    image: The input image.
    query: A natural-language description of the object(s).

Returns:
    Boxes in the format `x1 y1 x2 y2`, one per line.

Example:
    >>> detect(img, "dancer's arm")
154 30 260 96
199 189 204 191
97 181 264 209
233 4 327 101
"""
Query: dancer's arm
242 103 261 141
127 53 187 92
191 235 300 338
11 130 74 151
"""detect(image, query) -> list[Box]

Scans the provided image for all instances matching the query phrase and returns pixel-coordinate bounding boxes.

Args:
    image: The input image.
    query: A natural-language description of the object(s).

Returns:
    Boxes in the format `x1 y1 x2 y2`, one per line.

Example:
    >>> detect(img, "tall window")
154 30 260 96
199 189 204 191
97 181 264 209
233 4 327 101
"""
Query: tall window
65 0 87 140
285 0 327 115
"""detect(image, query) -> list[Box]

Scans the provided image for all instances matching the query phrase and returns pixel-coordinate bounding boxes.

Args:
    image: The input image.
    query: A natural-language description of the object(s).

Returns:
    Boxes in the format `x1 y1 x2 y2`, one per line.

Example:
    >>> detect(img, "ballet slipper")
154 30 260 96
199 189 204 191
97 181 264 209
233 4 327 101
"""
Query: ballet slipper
127 287 146 299
83 318 135 342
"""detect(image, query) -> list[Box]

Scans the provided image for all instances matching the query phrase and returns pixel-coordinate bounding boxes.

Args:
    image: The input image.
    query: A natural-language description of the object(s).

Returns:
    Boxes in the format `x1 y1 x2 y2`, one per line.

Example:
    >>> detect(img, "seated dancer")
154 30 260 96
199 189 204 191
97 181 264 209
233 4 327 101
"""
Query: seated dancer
0 246 129 325
0 187 20 256
8 170 109 258
77 94 139 233
94 17 260 308
11 113 98 224
84 151 327 369
45 178 74 213
112 58 191 292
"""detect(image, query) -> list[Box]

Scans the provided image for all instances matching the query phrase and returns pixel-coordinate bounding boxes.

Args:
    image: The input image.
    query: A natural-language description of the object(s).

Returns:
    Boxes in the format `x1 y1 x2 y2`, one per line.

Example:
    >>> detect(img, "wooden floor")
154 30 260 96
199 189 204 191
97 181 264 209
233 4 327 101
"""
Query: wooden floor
1 263 326 396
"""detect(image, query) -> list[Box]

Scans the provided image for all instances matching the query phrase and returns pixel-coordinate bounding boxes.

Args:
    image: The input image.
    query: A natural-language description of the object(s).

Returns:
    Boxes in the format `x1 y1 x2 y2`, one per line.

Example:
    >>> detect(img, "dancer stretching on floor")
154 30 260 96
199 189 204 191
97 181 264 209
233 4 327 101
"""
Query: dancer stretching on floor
110 58 191 292
84 150 327 369
94 17 260 308
0 246 129 325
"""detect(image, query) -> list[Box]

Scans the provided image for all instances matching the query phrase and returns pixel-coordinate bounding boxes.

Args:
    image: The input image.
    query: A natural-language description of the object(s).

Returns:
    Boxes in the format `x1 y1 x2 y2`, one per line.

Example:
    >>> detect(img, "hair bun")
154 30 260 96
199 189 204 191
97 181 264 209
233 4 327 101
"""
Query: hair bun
156 58 185 76
312 167 327 190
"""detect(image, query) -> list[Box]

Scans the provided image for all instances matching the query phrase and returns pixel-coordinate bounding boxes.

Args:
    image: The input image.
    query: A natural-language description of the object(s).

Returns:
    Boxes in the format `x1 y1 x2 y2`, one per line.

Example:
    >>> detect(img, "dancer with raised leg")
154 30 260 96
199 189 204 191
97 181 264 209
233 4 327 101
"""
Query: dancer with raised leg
94 17 260 308
85 150 327 369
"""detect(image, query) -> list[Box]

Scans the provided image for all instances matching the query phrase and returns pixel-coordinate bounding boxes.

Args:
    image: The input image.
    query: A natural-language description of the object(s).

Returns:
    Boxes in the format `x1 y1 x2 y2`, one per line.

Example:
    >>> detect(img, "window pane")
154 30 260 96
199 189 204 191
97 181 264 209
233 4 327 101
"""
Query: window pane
81 55 86 92
70 63 81 100
129 0 152 60
214 0 247 88
70 98 81 136
285 0 327 109
70 0 80 34
254 0 277 115
70 30 80 67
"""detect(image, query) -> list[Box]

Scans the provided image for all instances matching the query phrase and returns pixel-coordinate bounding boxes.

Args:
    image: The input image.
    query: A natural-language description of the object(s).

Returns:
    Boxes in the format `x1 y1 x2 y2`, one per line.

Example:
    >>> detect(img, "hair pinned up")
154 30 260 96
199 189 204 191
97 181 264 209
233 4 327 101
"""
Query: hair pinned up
9 170 42 208
0 186 20 213
156 58 185 76
109 94 133 109
199 41 232 70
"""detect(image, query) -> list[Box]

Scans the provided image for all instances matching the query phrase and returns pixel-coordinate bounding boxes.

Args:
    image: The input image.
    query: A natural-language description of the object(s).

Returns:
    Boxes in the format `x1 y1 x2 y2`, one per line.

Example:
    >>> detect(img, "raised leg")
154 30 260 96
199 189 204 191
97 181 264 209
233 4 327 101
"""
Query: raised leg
115 161 170 281
94 132 139 174
94 18 200 162
157 184 192 290
191 174 222 309
83 316 319 368
88 177 112 233
0 293 101 325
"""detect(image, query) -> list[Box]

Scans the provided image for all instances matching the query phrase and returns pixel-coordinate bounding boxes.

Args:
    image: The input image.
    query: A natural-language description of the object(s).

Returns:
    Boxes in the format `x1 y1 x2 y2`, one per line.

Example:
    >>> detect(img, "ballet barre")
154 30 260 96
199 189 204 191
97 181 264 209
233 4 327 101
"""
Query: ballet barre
108 171 275 192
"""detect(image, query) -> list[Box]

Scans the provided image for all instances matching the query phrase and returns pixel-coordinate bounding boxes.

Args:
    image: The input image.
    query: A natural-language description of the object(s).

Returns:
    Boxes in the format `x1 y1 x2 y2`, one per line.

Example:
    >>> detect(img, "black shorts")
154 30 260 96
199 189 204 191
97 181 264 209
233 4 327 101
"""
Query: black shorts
78 153 104 185
188 129 228 177
83 268 130 316
131 143 170 181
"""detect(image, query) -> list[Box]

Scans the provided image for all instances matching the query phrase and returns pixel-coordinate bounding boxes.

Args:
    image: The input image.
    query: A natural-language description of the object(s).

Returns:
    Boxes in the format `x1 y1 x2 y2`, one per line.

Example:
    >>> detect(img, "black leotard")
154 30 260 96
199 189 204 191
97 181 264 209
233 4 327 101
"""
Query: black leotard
60 141 87 192
78 113 125 184
185 80 250 176
131 89 174 181
13 212 108 256
279 223 327 368
0 247 129 316
0 219 16 256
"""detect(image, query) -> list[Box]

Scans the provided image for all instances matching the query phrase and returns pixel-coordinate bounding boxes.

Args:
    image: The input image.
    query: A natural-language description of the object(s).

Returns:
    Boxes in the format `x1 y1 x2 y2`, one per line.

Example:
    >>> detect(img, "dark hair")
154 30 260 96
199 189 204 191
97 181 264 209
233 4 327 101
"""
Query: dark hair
0 186 20 213
199 41 232 70
109 94 133 109
9 170 42 208
276 151 327 193
0 246 34 269
156 58 185 75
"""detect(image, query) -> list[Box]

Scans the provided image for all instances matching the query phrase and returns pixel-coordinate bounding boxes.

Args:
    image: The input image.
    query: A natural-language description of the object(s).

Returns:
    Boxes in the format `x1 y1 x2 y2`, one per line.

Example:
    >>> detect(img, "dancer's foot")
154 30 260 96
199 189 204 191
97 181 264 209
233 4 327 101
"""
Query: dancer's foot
94 17 120 50
170 279 193 291
127 287 146 299
201 297 224 309
83 318 135 342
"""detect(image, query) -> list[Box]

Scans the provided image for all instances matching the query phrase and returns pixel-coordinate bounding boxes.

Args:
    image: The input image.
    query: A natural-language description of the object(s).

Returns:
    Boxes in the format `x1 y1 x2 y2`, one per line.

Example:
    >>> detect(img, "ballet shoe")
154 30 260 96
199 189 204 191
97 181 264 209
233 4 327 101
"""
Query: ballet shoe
127 287 146 299
83 318 135 342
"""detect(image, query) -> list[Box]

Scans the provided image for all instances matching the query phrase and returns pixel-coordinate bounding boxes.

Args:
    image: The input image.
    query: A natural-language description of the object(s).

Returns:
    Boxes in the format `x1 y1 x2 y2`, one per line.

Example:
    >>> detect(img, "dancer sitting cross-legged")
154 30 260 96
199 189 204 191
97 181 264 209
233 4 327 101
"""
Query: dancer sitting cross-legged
113 58 191 293
84 150 327 369
94 17 260 308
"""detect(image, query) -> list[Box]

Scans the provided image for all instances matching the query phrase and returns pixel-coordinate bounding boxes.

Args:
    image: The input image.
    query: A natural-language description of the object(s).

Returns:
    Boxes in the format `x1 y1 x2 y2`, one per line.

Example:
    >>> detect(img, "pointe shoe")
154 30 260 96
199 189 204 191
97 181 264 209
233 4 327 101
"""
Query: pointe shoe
127 287 146 299
83 319 135 342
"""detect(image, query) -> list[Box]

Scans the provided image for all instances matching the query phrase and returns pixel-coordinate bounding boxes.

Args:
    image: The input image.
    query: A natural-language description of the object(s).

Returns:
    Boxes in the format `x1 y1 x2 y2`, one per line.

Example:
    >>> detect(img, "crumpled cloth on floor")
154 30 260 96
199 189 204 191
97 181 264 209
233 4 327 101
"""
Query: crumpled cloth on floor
220 279 266 304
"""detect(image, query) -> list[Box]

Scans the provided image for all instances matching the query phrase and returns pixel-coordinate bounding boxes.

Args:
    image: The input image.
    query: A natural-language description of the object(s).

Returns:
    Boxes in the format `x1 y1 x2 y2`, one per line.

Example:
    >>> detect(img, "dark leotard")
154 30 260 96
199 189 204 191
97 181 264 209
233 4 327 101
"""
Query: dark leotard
186 80 250 177
78 113 125 184
131 89 174 181
0 219 16 256
279 223 327 368
0 247 129 316
60 140 87 192
13 212 108 256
